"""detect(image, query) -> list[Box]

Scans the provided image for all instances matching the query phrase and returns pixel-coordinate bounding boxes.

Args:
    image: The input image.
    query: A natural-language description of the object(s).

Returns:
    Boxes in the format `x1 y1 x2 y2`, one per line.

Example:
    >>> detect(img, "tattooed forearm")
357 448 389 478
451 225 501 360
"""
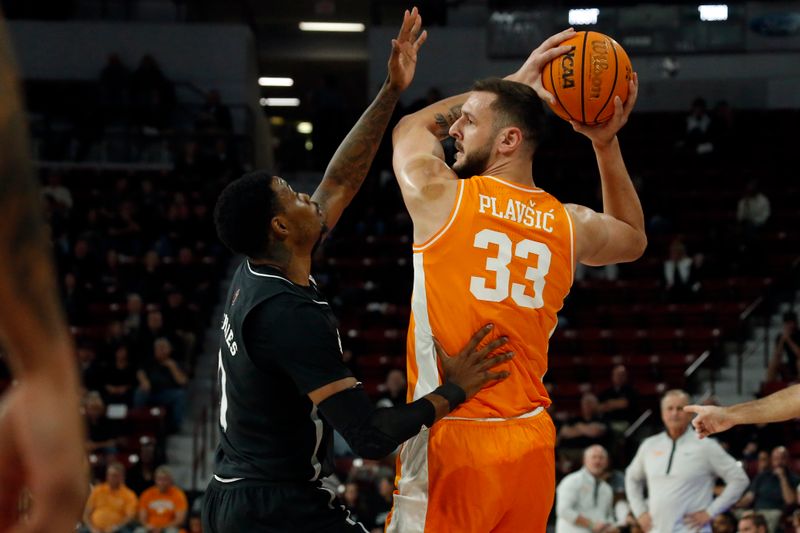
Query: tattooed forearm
433 105 462 139
0 17 69 372
321 83 400 193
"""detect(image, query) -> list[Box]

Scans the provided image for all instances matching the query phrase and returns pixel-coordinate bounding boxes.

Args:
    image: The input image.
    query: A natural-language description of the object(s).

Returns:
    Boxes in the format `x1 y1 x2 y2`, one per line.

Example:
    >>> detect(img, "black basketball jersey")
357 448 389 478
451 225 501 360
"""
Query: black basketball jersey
213 260 352 482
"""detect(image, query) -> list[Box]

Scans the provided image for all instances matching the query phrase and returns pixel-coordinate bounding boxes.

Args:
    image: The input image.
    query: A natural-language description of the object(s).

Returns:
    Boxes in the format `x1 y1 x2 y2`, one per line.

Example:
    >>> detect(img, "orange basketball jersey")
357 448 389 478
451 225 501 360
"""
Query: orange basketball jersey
406 174 574 418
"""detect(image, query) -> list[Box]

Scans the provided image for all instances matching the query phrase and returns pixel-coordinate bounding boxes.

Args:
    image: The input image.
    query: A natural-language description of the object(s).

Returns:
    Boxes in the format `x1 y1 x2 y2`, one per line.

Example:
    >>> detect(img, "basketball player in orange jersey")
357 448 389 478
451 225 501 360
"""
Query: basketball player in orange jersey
385 28 645 532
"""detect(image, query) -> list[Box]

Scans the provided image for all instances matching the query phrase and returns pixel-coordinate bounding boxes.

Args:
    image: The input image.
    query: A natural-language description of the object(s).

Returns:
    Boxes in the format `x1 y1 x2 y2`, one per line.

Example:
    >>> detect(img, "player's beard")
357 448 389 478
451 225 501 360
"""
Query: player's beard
453 144 492 179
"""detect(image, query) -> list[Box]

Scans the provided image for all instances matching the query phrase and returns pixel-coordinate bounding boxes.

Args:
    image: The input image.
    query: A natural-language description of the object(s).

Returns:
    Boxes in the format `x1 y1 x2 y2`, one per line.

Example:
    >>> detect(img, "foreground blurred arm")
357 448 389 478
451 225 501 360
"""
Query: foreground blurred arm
0 10 88 533
686 384 800 438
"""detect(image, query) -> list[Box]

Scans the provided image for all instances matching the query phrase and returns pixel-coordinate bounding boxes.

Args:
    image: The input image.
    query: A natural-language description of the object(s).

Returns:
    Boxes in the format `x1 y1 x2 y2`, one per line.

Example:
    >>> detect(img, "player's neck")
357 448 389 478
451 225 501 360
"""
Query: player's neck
483 157 535 187
250 256 312 286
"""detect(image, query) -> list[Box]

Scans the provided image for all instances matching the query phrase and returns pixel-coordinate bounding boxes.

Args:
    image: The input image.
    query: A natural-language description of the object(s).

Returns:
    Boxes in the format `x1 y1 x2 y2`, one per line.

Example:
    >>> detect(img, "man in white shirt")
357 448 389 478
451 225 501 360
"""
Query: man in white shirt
557 445 617 533
625 390 749 532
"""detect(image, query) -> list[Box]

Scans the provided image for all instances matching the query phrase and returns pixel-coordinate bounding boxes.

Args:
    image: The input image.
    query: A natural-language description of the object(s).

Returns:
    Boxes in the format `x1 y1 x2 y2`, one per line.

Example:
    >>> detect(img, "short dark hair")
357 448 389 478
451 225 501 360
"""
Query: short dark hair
471 77 544 151
783 311 797 324
214 171 280 258
740 512 767 530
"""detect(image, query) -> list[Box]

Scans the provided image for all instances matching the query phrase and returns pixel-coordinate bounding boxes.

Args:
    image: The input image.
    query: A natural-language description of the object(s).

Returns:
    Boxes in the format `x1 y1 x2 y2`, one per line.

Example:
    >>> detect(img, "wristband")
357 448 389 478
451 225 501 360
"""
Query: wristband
432 382 467 411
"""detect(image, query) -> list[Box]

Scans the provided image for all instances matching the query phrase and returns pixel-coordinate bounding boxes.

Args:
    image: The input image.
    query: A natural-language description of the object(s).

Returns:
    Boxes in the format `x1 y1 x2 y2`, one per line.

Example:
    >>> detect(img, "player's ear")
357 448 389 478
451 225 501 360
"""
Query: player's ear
497 127 523 155
270 215 289 239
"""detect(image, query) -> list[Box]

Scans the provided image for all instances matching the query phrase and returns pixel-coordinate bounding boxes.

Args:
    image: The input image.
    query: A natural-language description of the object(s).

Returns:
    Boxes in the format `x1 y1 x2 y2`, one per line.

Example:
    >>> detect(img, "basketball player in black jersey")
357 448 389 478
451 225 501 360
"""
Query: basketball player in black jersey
201 9 514 532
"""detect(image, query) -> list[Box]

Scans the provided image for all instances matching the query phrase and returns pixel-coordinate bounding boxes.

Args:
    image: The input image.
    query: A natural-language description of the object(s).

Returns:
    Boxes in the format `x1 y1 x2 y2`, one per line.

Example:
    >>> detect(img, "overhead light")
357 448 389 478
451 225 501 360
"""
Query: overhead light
299 21 365 32
297 122 313 134
698 5 728 21
259 77 294 87
569 8 600 25
260 98 300 107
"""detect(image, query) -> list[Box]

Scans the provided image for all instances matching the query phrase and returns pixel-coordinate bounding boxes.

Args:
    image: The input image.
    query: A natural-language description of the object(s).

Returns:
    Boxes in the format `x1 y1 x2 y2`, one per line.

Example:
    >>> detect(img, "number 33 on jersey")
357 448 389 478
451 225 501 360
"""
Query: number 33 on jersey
406 175 574 419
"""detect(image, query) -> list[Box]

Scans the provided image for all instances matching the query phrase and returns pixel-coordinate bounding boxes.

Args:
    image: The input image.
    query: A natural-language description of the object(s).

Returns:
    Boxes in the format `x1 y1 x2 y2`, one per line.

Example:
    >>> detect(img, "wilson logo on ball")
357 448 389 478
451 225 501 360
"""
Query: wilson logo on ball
589 40 609 100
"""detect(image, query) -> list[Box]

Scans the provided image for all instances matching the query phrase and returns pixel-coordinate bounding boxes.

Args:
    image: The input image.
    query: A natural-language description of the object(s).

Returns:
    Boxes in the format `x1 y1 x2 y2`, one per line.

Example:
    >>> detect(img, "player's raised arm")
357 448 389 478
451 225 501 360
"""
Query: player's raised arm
565 72 647 266
311 7 427 233
0 10 87 532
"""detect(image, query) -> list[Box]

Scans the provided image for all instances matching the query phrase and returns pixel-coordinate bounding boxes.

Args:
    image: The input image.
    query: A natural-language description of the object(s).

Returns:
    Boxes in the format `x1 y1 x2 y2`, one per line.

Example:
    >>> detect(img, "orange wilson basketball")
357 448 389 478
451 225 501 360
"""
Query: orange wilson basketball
541 31 632 125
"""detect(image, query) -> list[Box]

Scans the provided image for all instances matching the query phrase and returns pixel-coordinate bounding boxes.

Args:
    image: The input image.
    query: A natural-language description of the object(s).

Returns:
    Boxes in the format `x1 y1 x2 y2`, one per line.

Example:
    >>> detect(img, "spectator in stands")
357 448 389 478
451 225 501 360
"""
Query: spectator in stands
99 249 124 300
135 466 188 533
625 390 748 533
135 337 188 431
78 343 103 392
131 54 175 132
340 481 375 528
137 250 166 303
371 473 395 533
711 511 737 533
81 462 138 533
684 97 713 155
376 369 406 408
195 89 233 132
736 445 798 532
555 444 616 533
737 181 771 232
202 137 240 180
136 310 181 362
663 237 700 302
765 312 800 383
173 246 210 307
72 238 100 291
598 365 640 429
756 450 770 474
106 176 132 215
123 293 145 338
188 514 203 533
99 53 131 125
127 437 159 495
740 424 787 465
83 391 120 456
102 320 128 359
162 289 198 364
792 509 800 533
174 140 202 178
100 344 139 406
558 393 610 467
737 512 768 533
41 171 73 212
63 271 89 325
108 201 143 256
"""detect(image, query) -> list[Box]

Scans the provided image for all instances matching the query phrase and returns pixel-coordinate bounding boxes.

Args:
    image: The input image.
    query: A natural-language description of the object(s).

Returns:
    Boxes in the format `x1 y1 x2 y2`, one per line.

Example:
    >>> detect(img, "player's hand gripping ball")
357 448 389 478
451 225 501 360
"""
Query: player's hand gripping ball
541 31 632 125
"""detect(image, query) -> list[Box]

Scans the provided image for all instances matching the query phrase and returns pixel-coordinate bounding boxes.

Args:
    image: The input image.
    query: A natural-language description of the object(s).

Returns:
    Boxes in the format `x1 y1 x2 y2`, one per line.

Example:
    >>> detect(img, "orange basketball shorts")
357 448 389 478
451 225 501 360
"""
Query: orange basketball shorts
386 407 556 533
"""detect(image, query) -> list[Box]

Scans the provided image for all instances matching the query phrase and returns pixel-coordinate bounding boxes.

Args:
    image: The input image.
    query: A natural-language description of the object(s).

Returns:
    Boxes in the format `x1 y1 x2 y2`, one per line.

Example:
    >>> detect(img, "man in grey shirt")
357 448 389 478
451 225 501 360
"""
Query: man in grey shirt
625 390 749 532
556 445 616 533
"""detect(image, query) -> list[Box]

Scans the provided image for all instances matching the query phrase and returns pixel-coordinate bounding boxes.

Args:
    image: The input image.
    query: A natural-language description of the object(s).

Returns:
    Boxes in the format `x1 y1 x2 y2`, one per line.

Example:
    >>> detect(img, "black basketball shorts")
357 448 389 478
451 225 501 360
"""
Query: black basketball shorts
201 477 369 533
